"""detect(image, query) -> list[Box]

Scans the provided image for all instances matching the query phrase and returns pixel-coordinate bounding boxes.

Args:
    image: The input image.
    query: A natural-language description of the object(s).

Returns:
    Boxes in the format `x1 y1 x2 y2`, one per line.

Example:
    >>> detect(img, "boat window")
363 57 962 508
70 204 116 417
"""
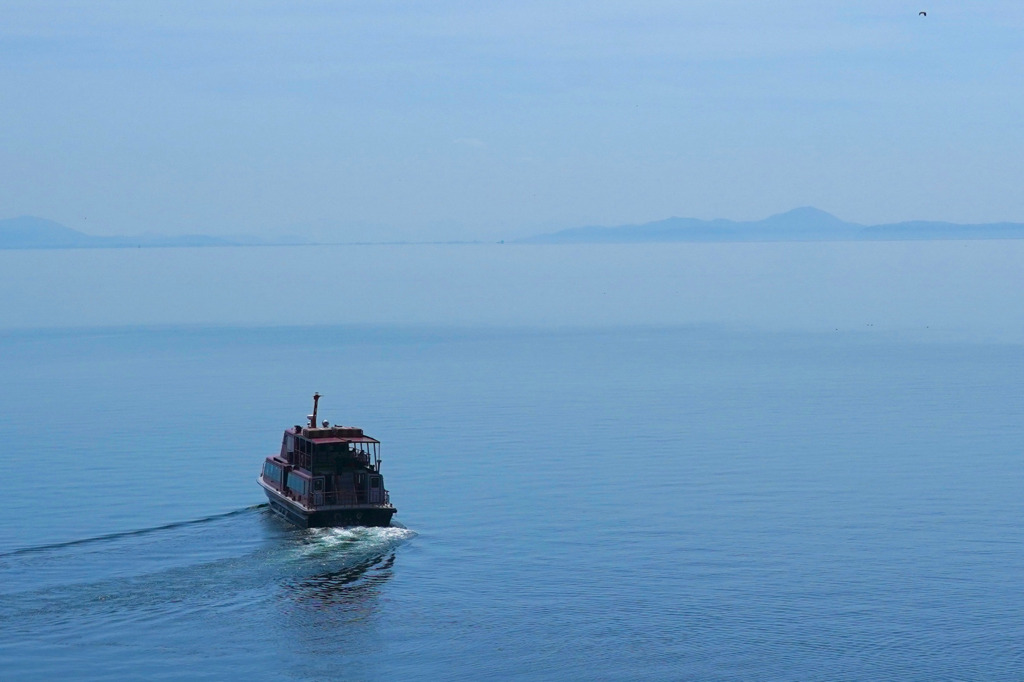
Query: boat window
370 477 380 488
286 472 308 495
263 462 284 485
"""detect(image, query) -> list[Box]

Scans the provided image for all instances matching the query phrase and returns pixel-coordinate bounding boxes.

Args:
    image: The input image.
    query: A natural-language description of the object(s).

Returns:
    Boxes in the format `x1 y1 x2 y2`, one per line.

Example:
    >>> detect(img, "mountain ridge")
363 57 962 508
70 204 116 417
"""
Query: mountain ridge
0 216 259 249
5 209 1024 249
520 207 1024 243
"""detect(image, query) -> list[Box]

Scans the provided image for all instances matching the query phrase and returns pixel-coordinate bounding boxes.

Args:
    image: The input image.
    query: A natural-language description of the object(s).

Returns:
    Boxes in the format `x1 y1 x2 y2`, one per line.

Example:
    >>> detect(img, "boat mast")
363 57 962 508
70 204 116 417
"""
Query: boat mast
308 392 321 428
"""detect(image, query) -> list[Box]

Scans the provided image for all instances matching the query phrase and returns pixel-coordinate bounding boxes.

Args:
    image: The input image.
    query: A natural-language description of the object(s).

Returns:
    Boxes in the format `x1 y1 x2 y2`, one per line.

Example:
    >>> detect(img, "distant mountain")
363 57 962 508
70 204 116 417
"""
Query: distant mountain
0 216 238 249
0 216 97 248
7 210 1024 249
520 207 1024 243
0 216 463 249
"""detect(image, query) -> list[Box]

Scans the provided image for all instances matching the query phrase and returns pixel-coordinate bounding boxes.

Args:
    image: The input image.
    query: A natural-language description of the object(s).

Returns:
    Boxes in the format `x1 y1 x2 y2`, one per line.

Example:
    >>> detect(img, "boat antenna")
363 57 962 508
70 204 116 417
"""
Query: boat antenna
309 392 321 428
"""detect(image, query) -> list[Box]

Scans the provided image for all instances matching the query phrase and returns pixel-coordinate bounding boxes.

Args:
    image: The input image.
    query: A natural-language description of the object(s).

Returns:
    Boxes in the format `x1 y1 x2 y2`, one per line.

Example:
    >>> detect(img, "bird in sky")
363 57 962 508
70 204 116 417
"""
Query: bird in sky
919 11 927 16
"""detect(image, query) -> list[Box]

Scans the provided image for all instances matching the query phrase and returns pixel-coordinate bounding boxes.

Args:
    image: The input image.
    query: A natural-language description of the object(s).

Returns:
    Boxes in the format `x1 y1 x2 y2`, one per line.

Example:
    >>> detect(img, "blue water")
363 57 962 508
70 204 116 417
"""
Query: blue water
1 244 1023 679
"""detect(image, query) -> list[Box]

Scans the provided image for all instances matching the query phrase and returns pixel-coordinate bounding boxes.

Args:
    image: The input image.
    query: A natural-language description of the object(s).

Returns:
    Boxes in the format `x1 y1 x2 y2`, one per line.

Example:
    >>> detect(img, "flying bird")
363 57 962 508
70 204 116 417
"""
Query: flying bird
919 11 927 16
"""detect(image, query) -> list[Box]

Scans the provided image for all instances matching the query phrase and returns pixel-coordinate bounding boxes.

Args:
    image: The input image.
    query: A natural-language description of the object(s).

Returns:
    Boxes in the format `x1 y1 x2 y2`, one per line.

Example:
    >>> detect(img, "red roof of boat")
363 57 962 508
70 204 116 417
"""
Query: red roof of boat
290 425 379 444
308 435 379 445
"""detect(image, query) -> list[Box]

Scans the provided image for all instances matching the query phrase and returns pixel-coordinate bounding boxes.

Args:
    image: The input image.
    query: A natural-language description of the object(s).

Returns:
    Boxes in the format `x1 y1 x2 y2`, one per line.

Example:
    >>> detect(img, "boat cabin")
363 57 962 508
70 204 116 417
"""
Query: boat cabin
262 423 388 509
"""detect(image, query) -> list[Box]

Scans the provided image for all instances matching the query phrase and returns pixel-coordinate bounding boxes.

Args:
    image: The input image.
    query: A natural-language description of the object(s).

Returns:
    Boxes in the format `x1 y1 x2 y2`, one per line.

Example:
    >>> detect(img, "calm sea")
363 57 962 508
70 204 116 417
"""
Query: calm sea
0 243 1022 680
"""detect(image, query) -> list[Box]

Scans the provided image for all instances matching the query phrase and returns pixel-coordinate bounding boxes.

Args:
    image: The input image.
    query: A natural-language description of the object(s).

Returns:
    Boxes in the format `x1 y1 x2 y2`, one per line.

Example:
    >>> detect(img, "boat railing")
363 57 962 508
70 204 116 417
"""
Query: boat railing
318 490 359 506
302 489 391 508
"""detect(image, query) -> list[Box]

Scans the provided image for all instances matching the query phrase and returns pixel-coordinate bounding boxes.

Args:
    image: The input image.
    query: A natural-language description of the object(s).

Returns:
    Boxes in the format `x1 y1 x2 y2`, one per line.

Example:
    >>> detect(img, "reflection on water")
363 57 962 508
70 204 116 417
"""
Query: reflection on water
272 523 414 619
284 552 396 608
272 526 414 653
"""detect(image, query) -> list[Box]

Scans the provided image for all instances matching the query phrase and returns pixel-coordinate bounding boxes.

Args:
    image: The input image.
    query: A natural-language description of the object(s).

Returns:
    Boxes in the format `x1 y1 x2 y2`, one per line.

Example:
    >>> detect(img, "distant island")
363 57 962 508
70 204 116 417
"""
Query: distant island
0 216 473 249
520 207 1024 244
0 216 245 250
6 208 1024 249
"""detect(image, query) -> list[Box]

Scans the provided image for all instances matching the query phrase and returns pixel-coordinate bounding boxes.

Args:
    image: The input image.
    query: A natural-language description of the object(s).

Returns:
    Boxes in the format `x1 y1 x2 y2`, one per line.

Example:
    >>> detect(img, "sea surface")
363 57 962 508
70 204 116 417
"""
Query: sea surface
0 242 1022 680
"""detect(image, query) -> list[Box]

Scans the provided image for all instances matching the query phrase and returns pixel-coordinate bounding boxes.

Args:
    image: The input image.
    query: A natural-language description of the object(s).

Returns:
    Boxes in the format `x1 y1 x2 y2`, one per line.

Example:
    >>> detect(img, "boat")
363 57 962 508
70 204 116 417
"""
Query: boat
258 393 397 528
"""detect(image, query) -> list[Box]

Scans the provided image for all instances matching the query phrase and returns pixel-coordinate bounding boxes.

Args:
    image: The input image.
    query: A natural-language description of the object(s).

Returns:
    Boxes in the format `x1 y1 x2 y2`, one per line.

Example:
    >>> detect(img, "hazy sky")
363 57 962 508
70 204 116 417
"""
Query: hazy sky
2 1 1022 241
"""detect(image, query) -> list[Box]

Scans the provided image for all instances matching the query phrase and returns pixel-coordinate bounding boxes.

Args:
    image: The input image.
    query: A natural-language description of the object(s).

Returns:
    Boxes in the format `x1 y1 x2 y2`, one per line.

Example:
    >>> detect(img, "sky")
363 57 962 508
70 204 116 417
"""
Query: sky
1 1 1022 242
